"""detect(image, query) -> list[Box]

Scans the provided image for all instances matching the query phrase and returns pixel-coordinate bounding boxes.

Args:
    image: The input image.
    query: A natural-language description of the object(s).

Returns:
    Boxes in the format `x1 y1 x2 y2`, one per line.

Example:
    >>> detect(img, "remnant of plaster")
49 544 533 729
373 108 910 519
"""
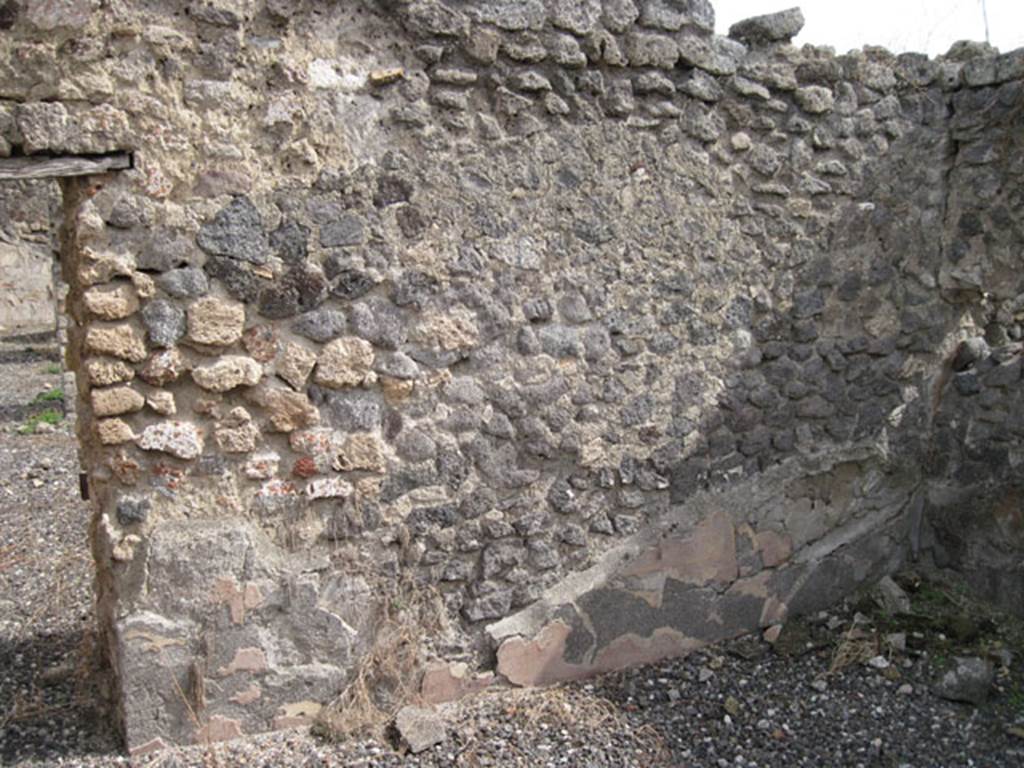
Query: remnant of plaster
213 578 263 625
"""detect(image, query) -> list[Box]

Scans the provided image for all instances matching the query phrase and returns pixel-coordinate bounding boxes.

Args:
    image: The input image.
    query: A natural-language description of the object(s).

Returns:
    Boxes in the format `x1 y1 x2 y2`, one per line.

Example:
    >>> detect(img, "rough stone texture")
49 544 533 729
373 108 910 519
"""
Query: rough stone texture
135 421 204 460
307 477 354 500
314 337 375 388
0 234 56 330
83 284 139 320
395 706 447 754
84 325 147 363
215 407 261 453
157 267 209 299
86 359 135 387
246 386 320 433
191 356 263 393
196 197 269 265
139 348 185 387
335 434 386 473
141 299 185 348
187 297 246 346
728 7 805 45
293 309 347 343
933 657 995 705
91 386 145 417
96 418 135 445
277 342 317 391
2 0 1021 754
147 390 176 416
794 85 834 114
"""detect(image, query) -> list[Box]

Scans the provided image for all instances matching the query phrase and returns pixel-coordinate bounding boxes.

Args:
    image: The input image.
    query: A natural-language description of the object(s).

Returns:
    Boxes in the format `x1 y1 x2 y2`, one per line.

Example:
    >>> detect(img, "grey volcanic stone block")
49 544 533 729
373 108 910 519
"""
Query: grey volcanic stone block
157 267 209 299
934 657 994 705
269 220 309 263
137 232 195 272
196 196 270 265
639 0 714 33
293 308 347 342
729 7 805 45
141 299 186 348
203 256 261 303
395 706 447 754
312 388 382 431
258 263 328 319
331 269 378 301
550 0 601 35
116 497 150 525
320 214 365 247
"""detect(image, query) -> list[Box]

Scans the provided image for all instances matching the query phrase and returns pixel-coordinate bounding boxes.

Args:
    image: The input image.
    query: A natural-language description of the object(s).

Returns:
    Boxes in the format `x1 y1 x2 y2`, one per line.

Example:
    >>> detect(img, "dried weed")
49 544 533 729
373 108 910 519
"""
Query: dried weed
313 575 449 742
828 625 879 676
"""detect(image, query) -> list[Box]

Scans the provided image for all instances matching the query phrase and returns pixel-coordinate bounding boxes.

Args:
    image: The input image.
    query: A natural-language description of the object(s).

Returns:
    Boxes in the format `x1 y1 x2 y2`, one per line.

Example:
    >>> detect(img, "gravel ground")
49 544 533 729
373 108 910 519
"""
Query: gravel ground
0 335 118 767
1 332 1022 768
0 332 65 426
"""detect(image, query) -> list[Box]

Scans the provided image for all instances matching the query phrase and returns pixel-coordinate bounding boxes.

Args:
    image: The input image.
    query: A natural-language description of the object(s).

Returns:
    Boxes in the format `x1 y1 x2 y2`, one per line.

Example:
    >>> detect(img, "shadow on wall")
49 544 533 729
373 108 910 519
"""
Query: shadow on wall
918 75 1024 620
486 73 1024 684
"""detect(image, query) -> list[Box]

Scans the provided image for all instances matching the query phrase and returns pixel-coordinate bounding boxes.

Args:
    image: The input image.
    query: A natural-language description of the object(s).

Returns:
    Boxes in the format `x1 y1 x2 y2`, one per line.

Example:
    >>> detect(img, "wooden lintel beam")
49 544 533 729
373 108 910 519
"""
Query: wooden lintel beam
0 153 132 181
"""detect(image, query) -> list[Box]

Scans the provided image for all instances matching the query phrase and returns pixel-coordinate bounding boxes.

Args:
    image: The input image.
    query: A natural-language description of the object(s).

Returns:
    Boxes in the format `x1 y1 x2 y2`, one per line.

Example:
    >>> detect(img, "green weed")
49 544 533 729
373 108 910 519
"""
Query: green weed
31 388 64 405
18 409 63 434
1008 685 1024 715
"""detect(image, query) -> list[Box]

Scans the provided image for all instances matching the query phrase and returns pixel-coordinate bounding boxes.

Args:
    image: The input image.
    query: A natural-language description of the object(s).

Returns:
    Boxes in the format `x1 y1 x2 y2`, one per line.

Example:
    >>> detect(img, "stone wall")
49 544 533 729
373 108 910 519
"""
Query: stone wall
919 75 1024 617
0 0 1020 753
0 179 59 332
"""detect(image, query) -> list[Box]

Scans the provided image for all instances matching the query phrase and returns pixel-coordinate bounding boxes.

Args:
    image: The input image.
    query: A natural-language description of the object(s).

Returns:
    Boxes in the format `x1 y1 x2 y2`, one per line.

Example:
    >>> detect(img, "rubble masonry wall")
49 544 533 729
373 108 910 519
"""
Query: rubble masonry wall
0 0 1020 752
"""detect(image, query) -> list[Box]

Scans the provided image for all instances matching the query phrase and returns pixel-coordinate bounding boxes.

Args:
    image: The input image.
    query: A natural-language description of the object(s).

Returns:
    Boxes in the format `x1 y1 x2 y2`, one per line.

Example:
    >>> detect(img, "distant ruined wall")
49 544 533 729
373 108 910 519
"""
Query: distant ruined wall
0 0 1021 753
0 179 59 332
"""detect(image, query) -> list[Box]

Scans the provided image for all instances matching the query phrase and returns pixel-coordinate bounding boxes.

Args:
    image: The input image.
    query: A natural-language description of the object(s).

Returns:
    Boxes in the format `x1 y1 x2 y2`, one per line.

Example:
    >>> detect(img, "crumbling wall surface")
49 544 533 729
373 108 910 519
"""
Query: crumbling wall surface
1 0 1021 752
0 179 59 331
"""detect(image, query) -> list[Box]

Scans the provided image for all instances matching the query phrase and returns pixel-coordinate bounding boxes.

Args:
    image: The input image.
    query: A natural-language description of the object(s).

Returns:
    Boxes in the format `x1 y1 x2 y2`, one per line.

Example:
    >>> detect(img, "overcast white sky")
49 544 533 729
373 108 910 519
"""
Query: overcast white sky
715 0 1024 56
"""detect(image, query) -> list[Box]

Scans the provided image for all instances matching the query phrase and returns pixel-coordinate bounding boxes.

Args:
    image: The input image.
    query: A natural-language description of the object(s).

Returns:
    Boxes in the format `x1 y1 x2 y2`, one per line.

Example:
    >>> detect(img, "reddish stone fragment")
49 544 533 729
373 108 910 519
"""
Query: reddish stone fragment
292 456 318 478
243 324 279 363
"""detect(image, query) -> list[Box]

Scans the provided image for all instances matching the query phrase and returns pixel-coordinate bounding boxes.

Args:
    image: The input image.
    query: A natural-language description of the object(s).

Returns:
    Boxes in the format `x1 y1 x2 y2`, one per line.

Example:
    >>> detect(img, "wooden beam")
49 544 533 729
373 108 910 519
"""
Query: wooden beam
0 153 132 181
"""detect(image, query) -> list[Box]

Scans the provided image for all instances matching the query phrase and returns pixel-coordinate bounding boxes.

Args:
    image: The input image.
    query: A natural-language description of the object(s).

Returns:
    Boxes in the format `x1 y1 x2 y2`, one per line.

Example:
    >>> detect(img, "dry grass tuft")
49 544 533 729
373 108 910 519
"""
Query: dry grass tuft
828 624 879 676
311 577 668 761
313 575 449 742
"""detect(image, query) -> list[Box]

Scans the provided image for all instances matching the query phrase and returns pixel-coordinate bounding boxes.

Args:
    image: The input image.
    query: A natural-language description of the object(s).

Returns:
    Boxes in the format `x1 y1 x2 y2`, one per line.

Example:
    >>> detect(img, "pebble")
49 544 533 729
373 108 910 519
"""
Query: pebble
724 696 742 717
991 648 1013 668
885 632 907 653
